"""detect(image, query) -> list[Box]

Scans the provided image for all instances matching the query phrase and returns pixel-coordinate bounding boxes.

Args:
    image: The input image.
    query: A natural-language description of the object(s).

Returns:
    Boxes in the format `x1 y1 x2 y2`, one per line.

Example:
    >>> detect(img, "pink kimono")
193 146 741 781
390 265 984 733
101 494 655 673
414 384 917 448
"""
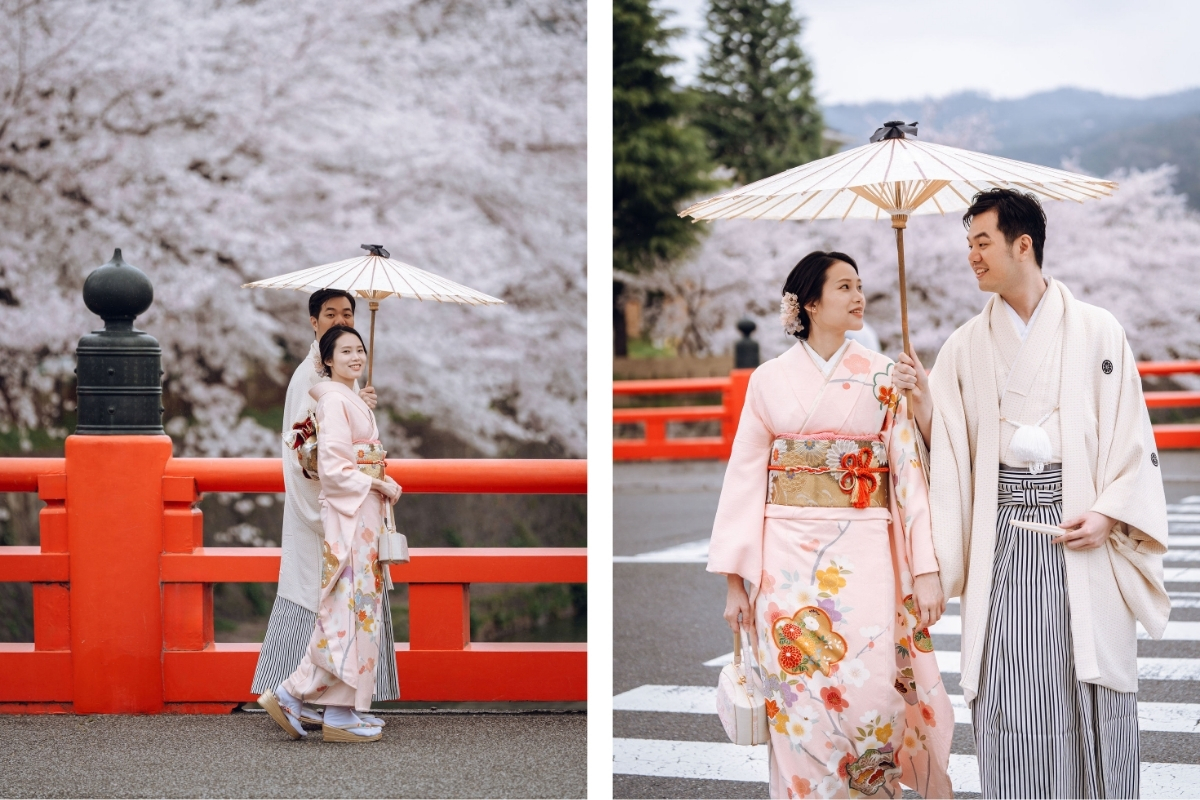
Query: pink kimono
281 381 386 712
709 341 952 799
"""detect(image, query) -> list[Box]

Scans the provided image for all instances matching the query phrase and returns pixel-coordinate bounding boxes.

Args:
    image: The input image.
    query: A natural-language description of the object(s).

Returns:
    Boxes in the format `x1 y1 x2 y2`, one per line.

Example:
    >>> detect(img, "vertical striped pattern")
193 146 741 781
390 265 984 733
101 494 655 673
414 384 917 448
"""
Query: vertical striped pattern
251 597 317 693
375 595 400 701
250 592 401 701
972 464 1139 798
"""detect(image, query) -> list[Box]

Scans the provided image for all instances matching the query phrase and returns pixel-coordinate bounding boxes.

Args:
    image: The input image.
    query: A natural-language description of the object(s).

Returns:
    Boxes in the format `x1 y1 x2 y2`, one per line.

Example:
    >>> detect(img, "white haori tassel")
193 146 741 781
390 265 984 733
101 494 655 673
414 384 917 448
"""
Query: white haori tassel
1003 408 1057 474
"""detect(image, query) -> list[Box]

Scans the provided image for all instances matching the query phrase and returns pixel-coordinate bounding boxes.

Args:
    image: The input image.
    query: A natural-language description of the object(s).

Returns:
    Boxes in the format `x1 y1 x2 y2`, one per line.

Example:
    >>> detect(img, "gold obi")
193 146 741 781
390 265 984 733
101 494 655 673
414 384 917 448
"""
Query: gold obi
354 440 387 480
767 435 889 509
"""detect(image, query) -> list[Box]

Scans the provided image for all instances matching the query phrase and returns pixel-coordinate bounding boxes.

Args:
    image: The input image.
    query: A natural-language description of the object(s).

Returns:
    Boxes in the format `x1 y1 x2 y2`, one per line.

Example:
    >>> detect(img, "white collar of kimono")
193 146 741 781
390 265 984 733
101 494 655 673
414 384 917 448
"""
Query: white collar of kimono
308 380 371 418
802 338 851 377
1000 276 1052 342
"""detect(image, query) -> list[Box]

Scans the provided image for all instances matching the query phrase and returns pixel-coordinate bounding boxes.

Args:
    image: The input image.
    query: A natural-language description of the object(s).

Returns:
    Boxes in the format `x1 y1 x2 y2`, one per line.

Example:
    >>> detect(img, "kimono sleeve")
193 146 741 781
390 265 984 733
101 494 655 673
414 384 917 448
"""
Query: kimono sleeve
1090 331 1168 550
927 339 972 599
315 394 375 518
886 392 939 578
706 370 773 584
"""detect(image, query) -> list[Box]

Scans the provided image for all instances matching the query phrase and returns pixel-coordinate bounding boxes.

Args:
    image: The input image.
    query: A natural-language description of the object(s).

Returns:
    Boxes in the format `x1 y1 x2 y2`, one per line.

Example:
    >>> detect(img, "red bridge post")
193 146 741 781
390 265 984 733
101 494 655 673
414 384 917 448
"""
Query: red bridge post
66 435 173 713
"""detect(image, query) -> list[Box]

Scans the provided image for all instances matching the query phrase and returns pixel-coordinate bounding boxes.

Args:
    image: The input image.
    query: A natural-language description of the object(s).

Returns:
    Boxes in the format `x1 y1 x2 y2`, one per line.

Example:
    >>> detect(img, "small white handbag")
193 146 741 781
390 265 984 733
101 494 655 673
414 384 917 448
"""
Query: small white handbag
715 629 770 746
377 503 409 565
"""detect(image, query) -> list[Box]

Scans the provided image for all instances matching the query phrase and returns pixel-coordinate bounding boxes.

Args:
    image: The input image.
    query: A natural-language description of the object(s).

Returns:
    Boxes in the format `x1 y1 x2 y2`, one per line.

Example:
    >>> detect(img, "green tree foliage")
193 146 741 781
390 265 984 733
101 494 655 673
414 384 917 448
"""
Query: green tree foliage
614 0 717 274
696 0 825 185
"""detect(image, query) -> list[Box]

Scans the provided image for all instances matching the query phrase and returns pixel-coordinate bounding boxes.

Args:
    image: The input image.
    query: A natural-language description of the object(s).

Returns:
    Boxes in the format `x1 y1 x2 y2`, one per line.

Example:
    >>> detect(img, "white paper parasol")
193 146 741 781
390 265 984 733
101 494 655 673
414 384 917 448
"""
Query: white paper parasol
243 245 504 384
680 122 1117 401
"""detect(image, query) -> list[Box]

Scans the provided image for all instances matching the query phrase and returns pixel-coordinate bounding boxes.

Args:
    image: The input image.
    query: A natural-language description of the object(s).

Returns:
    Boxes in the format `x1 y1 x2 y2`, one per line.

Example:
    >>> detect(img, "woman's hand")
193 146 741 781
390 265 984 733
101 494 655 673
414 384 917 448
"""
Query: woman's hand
723 574 756 643
372 476 402 503
358 385 378 410
911 572 945 629
892 351 932 447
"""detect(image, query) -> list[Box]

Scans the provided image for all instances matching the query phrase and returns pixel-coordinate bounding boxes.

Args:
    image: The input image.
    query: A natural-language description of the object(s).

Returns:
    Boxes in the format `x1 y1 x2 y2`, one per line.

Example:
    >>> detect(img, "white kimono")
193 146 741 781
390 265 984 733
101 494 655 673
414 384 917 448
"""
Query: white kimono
928 278 1170 700
277 340 329 611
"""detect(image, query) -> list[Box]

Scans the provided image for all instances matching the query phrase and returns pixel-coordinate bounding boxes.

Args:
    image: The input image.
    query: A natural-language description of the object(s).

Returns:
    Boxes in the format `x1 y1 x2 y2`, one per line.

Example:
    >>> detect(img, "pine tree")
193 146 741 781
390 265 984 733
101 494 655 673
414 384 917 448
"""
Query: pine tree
696 0 825 185
614 0 717 275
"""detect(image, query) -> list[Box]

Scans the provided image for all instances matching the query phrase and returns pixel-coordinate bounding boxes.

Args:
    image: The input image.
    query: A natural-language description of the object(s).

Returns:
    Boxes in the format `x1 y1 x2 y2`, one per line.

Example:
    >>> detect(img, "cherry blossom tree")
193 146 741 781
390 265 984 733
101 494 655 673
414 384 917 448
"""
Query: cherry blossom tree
0 0 585 456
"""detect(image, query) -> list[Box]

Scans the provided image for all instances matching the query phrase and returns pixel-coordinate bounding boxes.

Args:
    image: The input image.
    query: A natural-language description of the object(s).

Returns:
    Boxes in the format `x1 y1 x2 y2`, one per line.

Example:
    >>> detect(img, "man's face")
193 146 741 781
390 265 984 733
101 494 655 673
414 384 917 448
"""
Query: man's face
310 296 355 338
966 209 1030 294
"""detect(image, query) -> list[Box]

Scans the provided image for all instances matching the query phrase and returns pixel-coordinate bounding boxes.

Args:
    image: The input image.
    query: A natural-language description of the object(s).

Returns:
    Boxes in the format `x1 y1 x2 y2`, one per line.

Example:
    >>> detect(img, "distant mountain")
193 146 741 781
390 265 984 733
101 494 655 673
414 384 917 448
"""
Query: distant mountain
1073 114 1200 209
823 88 1200 207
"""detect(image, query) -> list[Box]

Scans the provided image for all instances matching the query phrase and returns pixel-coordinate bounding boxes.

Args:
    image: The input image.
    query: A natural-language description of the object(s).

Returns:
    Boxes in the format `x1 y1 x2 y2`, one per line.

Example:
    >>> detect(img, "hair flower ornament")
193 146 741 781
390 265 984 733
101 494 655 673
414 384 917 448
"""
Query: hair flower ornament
781 292 802 335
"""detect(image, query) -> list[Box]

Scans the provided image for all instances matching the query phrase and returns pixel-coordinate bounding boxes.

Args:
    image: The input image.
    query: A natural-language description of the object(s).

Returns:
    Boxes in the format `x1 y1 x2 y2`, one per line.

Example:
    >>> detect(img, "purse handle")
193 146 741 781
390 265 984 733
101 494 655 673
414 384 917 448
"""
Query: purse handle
732 626 765 693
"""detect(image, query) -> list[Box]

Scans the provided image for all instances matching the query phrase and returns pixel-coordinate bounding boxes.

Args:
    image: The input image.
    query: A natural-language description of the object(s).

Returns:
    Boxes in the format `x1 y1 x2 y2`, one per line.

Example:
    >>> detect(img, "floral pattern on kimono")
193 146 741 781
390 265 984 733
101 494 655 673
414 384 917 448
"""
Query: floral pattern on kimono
281 381 385 712
708 341 953 799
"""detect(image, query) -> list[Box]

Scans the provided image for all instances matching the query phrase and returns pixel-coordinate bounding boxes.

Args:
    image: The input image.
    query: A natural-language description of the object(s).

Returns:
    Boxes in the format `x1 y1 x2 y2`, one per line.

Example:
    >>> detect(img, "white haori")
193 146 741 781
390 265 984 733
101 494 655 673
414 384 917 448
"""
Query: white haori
928 278 1169 700
278 339 358 612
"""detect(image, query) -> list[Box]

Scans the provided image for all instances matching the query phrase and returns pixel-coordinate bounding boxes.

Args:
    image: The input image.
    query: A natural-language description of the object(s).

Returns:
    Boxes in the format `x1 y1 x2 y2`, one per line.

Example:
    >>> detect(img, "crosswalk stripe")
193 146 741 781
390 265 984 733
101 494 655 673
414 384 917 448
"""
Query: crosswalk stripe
703 650 1200 680
612 738 1200 795
613 539 708 563
615 685 1200 734
614 534 1200 563
1167 535 1200 546
930 615 1200 640
1164 567 1200 582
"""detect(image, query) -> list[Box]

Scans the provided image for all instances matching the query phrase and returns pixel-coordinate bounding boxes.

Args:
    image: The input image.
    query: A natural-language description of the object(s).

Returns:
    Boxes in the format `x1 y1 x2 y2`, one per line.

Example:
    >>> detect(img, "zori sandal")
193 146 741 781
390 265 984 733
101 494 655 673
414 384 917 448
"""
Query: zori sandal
322 722 383 743
299 704 324 729
358 712 386 727
258 690 306 739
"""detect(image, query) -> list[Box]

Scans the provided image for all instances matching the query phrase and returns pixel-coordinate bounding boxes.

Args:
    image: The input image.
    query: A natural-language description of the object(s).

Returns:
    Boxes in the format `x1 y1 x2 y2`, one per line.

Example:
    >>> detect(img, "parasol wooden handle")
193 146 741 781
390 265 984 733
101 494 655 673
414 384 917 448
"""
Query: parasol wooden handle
892 215 914 420
366 301 378 387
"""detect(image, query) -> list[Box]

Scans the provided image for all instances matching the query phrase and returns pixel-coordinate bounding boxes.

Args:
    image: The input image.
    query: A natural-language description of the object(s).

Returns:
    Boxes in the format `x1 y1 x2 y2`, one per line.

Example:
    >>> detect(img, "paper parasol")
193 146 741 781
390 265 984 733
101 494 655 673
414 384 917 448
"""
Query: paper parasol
243 245 504 385
680 121 1117 402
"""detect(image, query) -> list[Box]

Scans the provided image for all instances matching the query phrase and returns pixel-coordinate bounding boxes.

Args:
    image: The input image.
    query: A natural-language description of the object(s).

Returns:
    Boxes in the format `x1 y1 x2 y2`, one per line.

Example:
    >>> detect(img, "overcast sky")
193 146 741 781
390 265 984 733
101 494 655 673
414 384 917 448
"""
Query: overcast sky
654 0 1200 104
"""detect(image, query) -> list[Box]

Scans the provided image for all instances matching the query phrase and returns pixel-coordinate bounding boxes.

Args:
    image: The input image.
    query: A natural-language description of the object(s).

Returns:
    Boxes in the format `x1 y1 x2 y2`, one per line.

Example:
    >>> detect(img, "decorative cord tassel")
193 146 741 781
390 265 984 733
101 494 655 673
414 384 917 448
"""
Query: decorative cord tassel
1003 407 1057 474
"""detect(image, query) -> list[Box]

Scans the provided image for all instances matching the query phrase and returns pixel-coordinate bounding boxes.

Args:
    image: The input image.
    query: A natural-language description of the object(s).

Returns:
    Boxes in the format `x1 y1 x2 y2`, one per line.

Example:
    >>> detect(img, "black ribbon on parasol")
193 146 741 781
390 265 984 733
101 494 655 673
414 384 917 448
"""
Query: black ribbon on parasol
869 121 919 143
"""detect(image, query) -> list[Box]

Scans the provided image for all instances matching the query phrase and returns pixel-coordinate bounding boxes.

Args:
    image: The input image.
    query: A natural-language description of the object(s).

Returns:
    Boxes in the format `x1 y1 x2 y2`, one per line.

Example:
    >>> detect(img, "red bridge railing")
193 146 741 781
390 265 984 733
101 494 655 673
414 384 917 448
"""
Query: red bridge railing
615 361 1200 461
0 437 586 714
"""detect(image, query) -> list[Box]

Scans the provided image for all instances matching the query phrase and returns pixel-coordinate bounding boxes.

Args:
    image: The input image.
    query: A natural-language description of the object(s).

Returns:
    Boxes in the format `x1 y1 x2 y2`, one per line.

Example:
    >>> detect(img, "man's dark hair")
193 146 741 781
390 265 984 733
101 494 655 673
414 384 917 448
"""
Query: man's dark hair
962 188 1047 267
308 289 357 319
318 324 367 377
782 251 859 341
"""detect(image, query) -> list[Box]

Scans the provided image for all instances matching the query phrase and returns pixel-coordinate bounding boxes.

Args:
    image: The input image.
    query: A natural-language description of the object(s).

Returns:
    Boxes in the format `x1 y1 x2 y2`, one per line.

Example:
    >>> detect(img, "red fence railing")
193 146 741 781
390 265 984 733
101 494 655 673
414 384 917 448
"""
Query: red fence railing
615 362 1200 461
0 437 586 714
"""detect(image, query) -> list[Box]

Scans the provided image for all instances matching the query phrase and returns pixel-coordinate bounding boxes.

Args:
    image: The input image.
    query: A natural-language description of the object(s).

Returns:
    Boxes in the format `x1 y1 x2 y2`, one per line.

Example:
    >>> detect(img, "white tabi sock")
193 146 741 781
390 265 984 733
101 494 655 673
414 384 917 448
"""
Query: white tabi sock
324 705 381 735
273 685 306 737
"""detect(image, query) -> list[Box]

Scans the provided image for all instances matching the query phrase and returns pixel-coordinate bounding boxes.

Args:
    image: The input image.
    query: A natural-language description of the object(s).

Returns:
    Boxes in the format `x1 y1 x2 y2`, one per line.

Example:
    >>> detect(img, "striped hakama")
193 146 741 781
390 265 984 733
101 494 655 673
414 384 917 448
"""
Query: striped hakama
251 592 401 701
971 464 1139 798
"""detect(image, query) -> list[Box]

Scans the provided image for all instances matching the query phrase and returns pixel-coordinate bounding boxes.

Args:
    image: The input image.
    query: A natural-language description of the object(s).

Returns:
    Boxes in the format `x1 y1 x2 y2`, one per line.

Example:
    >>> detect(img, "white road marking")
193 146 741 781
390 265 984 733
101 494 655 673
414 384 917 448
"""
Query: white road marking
705 650 1200 681
612 739 1200 795
614 685 714 715
613 539 708 563
1164 568 1200 582
930 615 1200 641
613 534 1200 564
615 684 1200 734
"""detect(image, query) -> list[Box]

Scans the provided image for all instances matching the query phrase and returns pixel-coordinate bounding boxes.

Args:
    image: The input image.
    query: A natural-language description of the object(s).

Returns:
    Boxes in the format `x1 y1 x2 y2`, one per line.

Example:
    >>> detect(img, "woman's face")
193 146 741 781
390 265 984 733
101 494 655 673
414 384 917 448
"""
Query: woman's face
326 332 366 383
808 261 865 336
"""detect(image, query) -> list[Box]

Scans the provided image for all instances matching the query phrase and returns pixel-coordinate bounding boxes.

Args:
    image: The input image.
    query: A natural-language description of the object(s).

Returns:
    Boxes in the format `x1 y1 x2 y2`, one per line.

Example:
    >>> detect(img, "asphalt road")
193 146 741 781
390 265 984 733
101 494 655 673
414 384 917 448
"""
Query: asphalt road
0 710 585 798
614 454 1200 799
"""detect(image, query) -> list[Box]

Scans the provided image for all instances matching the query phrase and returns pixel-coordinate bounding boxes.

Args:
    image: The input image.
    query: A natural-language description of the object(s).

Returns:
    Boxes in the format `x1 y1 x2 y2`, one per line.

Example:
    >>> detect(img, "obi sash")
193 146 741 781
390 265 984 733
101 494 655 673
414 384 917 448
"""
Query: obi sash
354 440 387 480
767 434 889 509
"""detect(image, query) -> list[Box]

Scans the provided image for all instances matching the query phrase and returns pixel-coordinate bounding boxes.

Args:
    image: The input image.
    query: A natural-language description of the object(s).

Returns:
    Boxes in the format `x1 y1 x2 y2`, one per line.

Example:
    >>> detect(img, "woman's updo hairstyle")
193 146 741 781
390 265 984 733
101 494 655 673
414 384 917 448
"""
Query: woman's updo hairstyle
318 324 367 377
781 251 859 340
